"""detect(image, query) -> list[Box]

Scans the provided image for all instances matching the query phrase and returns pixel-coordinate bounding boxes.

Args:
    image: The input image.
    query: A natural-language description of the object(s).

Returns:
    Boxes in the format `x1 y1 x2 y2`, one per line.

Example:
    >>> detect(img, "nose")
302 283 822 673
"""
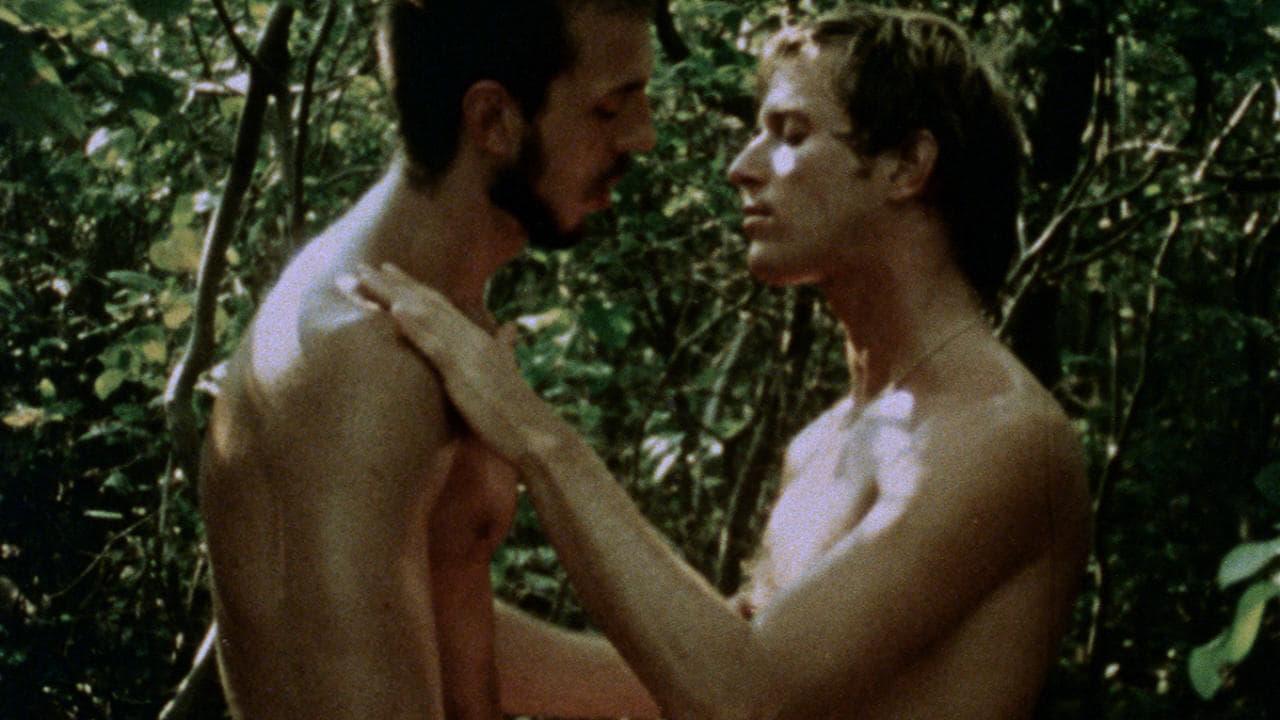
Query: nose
617 96 656 154
727 134 765 190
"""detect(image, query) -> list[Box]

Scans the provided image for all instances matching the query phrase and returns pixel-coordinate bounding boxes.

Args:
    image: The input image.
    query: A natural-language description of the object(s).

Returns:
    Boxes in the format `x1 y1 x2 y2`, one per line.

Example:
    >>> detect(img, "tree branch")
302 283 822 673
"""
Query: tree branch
1083 210 1180 680
291 0 340 245
654 0 690 63
159 5 295 718
157 624 223 720
210 0 275 87
1192 82 1263 183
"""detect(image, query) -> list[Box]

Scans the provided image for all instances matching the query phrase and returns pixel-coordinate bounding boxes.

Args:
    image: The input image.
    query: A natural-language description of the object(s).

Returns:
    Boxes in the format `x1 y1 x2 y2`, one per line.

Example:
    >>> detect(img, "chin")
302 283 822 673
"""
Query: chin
747 249 824 287
746 255 798 287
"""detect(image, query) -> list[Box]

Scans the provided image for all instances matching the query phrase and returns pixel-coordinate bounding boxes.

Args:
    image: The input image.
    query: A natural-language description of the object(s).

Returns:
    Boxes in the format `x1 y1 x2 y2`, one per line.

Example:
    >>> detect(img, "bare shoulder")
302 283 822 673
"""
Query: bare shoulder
207 271 454 490
918 370 1091 560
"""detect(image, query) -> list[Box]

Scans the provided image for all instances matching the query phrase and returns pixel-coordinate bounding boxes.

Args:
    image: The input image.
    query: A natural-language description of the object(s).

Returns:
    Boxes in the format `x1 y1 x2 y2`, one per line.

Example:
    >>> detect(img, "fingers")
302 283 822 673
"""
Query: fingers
334 272 384 311
351 263 423 310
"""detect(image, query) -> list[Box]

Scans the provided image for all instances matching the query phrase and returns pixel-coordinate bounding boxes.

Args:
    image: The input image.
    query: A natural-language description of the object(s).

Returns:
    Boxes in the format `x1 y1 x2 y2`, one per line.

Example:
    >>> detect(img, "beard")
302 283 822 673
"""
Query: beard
489 133 584 251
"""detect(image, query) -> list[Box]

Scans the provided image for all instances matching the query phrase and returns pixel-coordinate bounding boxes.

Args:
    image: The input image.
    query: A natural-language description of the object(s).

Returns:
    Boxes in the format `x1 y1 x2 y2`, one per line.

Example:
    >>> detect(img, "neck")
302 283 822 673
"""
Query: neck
351 157 526 328
821 224 987 404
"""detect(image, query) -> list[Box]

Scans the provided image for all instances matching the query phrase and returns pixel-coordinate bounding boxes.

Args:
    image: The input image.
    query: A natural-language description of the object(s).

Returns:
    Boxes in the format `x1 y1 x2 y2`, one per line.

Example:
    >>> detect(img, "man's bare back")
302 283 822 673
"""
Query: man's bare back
201 218 517 718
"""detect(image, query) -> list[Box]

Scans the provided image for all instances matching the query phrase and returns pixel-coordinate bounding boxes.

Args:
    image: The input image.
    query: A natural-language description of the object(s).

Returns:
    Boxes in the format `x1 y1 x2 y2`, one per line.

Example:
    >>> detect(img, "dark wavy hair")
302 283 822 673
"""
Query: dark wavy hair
762 5 1026 310
378 0 654 187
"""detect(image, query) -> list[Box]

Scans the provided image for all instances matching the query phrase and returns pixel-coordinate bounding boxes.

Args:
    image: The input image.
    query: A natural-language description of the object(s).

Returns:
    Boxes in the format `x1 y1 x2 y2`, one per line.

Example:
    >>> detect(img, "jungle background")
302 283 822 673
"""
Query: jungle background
2 0 1278 717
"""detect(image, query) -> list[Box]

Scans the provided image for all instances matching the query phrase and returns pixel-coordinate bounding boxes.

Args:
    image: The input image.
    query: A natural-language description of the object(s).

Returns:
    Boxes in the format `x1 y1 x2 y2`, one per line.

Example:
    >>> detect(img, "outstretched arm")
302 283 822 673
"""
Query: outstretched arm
495 601 660 718
351 264 1082 720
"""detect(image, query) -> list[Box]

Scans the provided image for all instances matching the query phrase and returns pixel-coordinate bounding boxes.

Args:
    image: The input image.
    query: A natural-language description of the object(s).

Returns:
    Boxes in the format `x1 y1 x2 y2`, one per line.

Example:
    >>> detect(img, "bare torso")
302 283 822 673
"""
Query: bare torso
740 349 1089 718
201 234 516 719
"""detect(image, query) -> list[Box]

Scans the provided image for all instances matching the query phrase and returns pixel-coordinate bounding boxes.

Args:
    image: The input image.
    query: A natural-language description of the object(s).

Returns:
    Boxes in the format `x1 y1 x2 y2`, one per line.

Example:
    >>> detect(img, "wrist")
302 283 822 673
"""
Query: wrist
516 416 599 488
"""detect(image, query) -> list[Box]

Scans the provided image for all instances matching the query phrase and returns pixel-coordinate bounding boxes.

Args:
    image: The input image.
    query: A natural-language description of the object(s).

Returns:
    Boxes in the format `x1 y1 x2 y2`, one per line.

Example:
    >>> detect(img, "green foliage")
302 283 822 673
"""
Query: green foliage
1189 534 1280 699
126 0 195 24
1 0 1279 717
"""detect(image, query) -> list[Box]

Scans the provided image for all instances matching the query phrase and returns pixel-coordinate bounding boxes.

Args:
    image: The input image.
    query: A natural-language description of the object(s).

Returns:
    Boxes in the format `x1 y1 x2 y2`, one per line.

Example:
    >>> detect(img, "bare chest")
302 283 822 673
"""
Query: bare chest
749 393 920 602
429 436 519 563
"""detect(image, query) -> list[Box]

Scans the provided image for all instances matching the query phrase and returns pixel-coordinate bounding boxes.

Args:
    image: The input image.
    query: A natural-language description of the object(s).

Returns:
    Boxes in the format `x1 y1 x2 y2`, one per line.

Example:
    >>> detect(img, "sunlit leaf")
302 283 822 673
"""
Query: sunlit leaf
148 225 204 274
9 0 86 27
1190 578 1280 699
107 270 163 292
162 294 193 329
3 404 45 429
1218 537 1280 588
93 368 128 400
139 339 166 364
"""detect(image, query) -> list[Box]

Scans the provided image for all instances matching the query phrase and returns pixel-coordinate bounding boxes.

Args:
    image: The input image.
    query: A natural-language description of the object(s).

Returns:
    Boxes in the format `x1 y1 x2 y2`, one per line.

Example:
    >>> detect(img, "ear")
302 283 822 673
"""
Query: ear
886 129 938 202
461 80 524 159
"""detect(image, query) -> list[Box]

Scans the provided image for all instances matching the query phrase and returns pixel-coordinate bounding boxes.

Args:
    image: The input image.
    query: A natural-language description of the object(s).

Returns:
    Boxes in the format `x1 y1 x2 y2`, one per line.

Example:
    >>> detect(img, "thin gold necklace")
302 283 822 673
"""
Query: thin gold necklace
856 315 986 408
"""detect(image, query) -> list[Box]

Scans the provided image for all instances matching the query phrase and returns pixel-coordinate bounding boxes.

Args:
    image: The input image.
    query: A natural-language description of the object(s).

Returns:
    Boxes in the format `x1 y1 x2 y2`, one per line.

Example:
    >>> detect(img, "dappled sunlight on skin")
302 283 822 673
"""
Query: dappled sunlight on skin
840 389 921 541
771 145 798 176
751 391 924 600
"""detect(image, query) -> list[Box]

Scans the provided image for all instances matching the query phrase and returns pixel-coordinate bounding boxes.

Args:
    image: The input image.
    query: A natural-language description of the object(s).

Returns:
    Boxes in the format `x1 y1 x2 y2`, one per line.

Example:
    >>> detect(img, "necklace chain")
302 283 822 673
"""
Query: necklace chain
882 315 985 394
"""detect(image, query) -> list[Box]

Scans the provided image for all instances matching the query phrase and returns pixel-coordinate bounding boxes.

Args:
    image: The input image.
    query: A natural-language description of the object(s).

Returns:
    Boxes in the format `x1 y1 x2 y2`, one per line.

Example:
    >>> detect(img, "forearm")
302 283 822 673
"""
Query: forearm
494 601 659 718
517 437 770 719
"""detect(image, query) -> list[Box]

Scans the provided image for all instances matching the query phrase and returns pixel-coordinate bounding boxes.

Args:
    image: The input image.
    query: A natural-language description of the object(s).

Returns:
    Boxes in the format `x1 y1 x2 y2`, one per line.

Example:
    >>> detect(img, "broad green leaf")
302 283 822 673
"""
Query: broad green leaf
1220 580 1280 662
37 378 55 400
1218 537 1280 588
123 325 168 365
170 193 196 228
9 0 86 27
0 22 85 138
126 0 193 23
94 368 128 400
102 471 130 493
161 293 194 329
3 404 45 429
1188 639 1225 700
1190 578 1280 699
121 72 179 117
1255 463 1280 507
106 270 163 292
581 299 635 350
148 226 204 274
140 340 166 364
250 2 272 24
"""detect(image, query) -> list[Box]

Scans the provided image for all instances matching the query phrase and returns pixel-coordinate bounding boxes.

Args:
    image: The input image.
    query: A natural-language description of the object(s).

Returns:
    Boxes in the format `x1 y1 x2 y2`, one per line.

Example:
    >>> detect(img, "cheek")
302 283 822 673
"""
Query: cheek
770 145 798 176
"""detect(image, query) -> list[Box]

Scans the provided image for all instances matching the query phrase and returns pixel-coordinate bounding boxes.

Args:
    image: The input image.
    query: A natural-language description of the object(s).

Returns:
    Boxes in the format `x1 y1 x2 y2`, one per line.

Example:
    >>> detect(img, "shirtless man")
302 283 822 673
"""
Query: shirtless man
354 5 1092 718
198 1 656 717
